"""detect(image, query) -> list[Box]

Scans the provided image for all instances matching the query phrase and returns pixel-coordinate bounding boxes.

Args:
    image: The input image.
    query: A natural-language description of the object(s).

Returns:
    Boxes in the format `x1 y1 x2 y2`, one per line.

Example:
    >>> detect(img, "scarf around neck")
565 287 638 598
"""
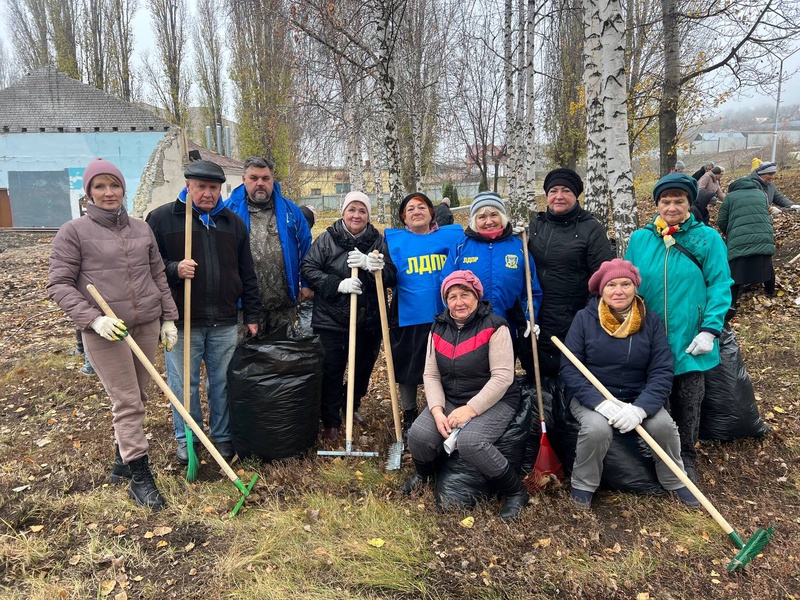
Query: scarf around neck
179 188 226 229
653 214 689 248
598 296 645 338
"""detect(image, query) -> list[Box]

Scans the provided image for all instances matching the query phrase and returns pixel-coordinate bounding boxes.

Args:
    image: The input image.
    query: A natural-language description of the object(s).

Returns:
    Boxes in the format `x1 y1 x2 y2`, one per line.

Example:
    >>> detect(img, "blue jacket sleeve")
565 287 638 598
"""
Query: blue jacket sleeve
633 314 674 416
559 311 606 409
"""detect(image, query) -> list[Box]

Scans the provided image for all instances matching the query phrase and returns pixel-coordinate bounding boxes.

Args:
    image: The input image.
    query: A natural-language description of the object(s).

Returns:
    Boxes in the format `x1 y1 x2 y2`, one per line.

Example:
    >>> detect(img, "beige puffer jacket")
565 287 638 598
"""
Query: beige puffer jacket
47 203 178 330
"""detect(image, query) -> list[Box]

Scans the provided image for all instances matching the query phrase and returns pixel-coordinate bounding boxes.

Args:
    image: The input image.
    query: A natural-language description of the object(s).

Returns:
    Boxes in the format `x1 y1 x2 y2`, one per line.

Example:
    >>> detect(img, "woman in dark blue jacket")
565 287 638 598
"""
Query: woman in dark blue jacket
560 259 697 510
443 191 542 377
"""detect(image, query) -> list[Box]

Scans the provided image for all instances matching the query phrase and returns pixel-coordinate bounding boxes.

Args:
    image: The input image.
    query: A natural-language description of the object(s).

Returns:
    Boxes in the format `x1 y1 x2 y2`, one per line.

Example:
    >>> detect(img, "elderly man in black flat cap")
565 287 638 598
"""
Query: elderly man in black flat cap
146 160 261 464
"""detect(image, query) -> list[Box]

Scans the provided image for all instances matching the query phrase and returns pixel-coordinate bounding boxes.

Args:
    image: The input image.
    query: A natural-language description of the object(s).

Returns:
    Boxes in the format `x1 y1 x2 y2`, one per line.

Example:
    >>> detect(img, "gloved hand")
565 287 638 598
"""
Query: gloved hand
594 399 621 421
790 204 800 212
522 322 540 339
512 222 526 235
769 206 782 216
685 331 715 356
160 320 178 352
610 403 647 434
90 316 127 341
365 252 385 272
346 249 368 270
337 277 363 295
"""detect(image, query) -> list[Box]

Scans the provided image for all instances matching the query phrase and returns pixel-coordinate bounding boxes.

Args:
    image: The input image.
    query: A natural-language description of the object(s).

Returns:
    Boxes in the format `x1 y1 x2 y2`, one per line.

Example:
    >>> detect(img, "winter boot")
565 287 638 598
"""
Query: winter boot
401 459 436 495
128 455 166 511
492 465 529 521
109 444 132 484
402 408 418 442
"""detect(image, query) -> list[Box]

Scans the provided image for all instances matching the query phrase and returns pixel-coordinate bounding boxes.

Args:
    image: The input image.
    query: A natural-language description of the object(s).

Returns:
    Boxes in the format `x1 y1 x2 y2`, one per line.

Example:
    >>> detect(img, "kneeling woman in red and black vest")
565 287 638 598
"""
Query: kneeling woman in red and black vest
402 270 528 520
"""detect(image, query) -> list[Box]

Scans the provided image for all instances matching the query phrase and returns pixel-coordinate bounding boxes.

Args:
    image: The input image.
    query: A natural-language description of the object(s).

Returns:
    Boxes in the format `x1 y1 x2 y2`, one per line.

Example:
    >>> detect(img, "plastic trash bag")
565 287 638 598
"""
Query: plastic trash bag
700 325 770 441
228 331 324 462
434 381 533 509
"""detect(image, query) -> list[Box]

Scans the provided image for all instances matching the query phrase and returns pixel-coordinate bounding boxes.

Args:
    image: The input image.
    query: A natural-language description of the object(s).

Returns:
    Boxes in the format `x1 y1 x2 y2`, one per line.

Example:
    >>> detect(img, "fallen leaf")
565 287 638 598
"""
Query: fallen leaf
29 525 44 533
303 525 312 532
68 555 81 565
35 438 51 447
113 525 127 534
460 516 475 528
774 406 786 414
99 580 116 596
313 546 328 555
156 541 168 548
143 531 154 539
152 526 172 536
113 592 128 600
12 485 30 492
636 593 650 600
131 576 143 582
188 568 197 576
184 542 195 552
367 538 385 548
537 538 552 548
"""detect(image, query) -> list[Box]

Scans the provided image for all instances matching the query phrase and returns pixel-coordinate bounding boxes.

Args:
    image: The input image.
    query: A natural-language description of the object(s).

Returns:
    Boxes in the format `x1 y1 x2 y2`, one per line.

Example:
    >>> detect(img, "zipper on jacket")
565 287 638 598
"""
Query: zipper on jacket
662 248 670 337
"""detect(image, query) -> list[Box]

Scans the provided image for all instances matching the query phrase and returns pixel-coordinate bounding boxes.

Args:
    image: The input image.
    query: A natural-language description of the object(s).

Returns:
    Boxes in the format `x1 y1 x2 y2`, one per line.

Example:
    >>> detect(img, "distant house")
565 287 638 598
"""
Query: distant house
0 67 238 227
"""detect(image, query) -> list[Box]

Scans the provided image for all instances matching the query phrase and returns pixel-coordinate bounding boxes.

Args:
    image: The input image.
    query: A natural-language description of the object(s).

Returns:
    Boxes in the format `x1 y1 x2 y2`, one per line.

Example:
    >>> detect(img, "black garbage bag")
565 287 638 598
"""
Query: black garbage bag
700 325 770 441
434 382 532 509
552 385 664 495
521 377 559 473
228 331 324 462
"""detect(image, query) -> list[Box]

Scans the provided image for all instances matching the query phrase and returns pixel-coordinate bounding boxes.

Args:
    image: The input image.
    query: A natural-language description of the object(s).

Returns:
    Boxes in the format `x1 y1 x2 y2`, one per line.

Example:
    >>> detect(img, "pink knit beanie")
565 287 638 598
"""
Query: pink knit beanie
441 269 484 302
341 191 372 219
588 259 641 295
83 158 126 196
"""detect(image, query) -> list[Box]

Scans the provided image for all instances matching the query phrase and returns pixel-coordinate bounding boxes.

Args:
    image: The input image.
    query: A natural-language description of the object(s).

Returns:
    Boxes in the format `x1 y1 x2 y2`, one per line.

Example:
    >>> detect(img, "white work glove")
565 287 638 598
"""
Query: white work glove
160 320 178 352
685 331 715 356
346 249 369 270
90 316 128 341
594 399 621 421
789 204 800 212
522 322 540 339
769 206 782 216
365 252 385 272
512 222 525 235
610 404 647 434
337 277 363 295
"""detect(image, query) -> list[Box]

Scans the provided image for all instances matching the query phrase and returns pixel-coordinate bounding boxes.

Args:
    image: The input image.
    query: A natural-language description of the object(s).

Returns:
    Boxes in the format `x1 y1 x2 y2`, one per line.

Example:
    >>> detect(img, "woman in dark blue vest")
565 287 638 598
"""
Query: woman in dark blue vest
402 270 528 521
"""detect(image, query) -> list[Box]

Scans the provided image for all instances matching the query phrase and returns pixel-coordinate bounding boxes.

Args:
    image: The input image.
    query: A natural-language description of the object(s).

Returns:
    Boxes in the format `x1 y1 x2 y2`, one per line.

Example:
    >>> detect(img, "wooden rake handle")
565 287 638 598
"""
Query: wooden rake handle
520 229 546 427
183 193 193 412
373 252 403 443
551 335 736 536
344 266 359 443
86 284 242 485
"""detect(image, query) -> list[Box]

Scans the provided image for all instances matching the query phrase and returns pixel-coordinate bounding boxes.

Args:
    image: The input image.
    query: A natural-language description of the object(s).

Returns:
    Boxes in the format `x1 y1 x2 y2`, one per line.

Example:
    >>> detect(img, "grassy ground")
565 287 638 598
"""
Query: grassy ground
1 169 800 598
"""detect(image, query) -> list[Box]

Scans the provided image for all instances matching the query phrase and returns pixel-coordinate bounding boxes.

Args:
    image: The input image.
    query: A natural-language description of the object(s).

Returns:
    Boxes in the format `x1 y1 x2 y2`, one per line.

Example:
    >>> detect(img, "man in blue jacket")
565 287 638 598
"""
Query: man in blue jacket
226 157 313 333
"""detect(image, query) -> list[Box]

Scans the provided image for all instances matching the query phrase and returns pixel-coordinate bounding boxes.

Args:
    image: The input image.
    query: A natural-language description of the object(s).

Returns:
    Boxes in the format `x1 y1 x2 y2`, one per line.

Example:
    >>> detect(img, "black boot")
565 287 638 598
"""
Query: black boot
110 444 132 484
402 409 418 432
493 465 529 521
402 459 435 495
128 455 166 511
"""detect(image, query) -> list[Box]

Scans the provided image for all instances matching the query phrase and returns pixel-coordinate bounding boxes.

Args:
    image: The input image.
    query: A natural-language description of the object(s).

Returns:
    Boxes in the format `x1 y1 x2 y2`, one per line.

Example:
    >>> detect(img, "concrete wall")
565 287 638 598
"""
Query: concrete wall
0 131 165 226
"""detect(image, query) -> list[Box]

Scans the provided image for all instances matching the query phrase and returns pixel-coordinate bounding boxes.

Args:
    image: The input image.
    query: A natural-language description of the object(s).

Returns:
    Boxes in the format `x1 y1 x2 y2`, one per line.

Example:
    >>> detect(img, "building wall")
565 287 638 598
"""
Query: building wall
0 132 165 226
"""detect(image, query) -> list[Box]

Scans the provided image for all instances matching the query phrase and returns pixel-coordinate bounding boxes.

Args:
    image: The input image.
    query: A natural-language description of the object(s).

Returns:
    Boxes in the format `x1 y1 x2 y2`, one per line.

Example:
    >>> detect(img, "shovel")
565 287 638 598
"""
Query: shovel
317 267 379 459
519 229 564 492
373 254 404 470
86 285 258 517
552 335 774 572
182 192 200 481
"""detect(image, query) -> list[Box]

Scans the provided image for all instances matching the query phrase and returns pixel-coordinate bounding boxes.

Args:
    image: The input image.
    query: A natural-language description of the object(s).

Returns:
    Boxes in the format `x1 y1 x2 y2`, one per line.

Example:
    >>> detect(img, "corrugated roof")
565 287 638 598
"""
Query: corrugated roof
188 141 244 170
0 66 171 133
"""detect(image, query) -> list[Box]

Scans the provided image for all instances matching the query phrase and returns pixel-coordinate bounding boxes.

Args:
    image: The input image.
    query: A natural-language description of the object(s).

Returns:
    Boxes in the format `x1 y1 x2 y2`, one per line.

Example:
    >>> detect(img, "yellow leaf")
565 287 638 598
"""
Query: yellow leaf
143 531 154 539
113 525 127 534
537 538 552 548
113 592 128 600
710 570 720 577
132 576 143 582
711 579 721 584
184 542 195 552
774 406 786 414
367 538 385 548
156 541 168 548
460 516 475 528
153 526 172 536
68 555 81 565
29 525 44 533
637 593 650 600
99 580 116 596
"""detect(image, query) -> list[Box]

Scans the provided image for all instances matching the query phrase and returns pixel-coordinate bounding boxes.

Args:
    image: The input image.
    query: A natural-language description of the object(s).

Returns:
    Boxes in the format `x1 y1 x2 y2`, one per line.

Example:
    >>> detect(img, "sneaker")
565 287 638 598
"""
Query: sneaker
570 488 594 510
80 363 96 376
176 441 200 465
672 486 701 507
216 441 235 461
322 427 338 442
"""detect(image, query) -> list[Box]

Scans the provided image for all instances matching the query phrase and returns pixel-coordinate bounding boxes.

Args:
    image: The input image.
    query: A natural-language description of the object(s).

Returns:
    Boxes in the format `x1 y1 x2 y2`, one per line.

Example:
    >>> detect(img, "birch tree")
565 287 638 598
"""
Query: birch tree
582 0 607 225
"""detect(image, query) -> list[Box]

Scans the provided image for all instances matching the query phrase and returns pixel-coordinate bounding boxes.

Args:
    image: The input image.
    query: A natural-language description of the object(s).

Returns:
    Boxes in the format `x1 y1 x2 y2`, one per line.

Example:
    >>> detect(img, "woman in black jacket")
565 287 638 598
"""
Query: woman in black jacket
301 192 397 441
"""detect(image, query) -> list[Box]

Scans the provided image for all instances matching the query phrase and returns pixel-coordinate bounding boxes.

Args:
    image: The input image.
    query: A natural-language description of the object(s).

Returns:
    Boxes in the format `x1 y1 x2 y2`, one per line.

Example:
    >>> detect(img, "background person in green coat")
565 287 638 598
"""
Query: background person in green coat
625 173 732 482
717 177 776 315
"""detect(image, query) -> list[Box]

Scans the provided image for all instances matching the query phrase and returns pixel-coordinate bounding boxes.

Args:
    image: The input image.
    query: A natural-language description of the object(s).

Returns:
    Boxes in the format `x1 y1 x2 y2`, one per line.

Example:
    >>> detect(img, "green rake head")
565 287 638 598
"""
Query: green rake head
228 474 259 518
185 428 200 482
727 527 775 572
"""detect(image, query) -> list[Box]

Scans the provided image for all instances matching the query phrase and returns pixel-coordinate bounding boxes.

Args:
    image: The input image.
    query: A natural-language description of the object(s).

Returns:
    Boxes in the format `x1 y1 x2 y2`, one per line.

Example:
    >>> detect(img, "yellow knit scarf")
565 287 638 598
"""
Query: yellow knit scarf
654 214 689 249
599 296 645 338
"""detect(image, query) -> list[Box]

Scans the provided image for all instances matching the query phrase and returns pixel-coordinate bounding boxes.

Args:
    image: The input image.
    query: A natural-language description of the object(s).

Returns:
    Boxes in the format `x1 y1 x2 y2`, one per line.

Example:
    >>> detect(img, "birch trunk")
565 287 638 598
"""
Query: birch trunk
523 0 536 220
583 0 608 228
368 127 387 223
601 0 637 256
504 0 517 200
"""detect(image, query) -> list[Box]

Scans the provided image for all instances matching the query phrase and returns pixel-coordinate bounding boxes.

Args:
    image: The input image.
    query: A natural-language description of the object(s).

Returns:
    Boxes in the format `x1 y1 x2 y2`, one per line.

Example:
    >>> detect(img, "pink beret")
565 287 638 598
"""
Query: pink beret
588 259 641 295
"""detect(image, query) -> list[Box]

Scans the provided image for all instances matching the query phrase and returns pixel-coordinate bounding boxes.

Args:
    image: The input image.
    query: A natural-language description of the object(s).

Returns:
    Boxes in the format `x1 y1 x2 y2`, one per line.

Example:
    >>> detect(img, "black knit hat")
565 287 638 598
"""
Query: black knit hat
399 192 434 223
184 160 226 183
543 168 584 197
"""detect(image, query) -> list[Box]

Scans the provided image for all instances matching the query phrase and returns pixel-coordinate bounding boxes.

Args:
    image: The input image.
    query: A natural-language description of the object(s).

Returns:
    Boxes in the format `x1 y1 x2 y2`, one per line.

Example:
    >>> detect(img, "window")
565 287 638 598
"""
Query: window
335 183 351 194
310 188 322 196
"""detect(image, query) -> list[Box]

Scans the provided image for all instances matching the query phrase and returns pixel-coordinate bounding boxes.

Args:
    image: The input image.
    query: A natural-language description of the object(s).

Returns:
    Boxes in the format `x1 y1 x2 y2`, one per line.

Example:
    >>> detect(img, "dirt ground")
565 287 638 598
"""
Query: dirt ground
2 170 800 598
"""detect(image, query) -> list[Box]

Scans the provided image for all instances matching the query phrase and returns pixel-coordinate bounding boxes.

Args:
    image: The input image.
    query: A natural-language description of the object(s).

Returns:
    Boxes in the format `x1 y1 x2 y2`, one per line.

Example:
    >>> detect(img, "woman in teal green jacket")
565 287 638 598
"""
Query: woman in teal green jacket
625 173 732 482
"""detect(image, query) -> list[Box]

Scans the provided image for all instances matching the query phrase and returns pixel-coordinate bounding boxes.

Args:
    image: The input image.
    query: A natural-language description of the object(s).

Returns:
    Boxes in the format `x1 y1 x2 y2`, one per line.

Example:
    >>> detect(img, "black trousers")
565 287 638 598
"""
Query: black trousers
669 371 705 467
316 328 382 429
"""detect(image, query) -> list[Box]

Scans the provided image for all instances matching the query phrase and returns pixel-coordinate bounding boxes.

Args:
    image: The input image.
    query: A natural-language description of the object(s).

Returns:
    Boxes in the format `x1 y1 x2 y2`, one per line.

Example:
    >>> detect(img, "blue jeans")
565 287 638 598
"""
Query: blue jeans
165 325 238 444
